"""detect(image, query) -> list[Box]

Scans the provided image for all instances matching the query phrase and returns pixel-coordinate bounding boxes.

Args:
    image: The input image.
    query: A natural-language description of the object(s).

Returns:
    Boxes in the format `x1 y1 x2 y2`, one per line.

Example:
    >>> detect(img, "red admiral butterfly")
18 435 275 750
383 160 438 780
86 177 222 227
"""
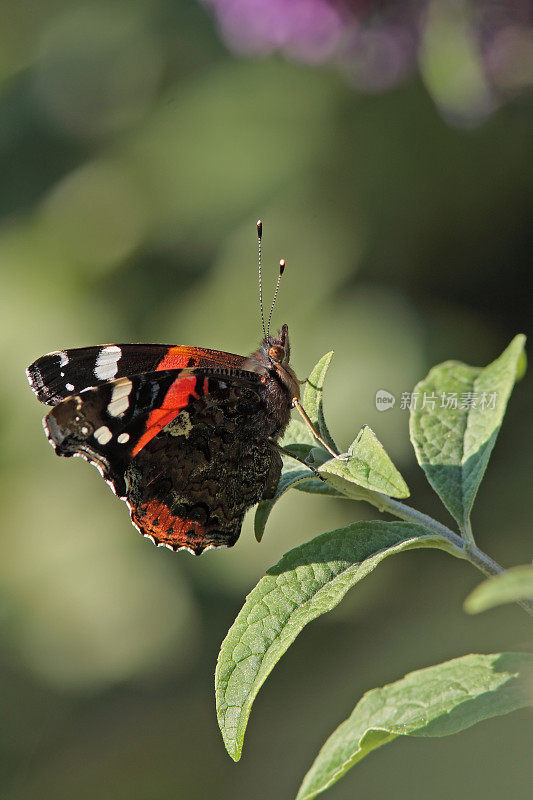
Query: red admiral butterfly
27 222 336 555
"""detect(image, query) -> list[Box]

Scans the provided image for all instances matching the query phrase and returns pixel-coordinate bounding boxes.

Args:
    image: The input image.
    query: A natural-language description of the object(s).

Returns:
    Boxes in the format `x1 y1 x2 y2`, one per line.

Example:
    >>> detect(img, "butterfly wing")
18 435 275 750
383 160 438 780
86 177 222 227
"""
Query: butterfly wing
27 344 251 406
43 367 282 554
126 399 282 554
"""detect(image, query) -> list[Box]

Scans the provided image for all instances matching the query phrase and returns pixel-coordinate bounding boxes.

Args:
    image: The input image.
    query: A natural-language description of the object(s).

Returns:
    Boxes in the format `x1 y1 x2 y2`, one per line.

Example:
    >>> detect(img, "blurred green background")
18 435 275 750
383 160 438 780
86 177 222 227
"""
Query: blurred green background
1 1 532 798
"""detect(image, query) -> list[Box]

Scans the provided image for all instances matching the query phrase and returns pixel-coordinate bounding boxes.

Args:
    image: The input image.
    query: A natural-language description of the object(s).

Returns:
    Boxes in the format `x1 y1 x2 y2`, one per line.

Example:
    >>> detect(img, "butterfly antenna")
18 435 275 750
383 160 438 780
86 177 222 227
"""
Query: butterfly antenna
266 259 285 342
257 220 266 340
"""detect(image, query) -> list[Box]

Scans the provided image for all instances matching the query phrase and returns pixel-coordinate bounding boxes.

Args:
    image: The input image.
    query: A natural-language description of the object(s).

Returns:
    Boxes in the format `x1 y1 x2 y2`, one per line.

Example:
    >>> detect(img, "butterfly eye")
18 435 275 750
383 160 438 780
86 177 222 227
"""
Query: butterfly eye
269 345 285 362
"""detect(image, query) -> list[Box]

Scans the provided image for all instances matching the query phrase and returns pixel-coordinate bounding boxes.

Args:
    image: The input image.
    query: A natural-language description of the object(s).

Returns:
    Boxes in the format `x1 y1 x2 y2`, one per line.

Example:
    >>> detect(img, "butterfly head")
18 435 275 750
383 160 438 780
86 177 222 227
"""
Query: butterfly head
266 322 290 365
251 322 299 401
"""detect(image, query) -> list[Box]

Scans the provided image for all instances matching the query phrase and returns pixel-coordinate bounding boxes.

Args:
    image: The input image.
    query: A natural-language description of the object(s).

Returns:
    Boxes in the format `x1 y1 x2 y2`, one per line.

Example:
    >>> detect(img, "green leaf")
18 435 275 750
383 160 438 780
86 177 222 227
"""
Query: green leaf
294 478 344 497
216 521 444 761
280 418 317 449
281 442 315 462
320 425 409 499
409 335 526 531
302 351 337 452
464 566 533 614
278 419 322 472
296 652 533 800
515 349 527 381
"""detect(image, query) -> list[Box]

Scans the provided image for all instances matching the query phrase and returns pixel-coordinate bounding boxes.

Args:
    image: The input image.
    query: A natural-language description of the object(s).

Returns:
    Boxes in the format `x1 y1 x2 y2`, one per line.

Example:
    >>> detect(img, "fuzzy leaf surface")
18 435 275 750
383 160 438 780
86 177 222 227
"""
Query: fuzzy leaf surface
320 426 409 499
409 335 526 529
464 566 533 613
297 652 533 800
302 351 337 452
280 418 317 449
216 521 443 761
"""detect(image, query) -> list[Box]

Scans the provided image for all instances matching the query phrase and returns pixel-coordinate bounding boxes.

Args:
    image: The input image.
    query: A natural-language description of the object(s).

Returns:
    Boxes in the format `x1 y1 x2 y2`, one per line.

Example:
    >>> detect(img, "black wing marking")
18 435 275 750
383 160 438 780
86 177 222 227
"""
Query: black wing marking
43 368 263 498
42 366 280 555
27 344 179 405
126 425 281 555
26 344 253 406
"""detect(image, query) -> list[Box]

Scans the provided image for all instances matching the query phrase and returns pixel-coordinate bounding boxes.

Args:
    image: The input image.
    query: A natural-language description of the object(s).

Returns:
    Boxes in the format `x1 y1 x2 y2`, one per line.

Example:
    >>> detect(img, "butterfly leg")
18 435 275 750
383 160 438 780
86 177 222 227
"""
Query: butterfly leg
290 398 349 461
268 439 326 480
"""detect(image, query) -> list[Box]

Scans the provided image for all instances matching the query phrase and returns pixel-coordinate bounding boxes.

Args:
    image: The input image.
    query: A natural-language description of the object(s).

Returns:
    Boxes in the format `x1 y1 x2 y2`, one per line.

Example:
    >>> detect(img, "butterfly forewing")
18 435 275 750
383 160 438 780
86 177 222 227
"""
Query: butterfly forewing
27 344 251 406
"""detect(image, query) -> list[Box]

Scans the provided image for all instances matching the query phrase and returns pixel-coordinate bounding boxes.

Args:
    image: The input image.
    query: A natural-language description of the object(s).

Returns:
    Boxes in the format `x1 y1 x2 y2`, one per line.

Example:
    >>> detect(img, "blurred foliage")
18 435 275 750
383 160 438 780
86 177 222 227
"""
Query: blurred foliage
0 1 532 798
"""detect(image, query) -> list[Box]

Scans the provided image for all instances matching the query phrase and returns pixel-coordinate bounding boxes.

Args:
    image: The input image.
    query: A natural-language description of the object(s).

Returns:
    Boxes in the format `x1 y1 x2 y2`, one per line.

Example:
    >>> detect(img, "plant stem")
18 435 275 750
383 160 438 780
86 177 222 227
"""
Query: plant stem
362 493 533 618
463 543 504 577
460 519 475 546
365 493 466 555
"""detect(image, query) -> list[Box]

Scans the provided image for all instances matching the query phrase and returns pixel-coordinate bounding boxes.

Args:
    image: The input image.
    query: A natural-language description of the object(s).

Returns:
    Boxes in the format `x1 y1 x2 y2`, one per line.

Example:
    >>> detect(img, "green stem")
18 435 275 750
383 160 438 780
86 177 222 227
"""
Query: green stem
463 543 504 578
361 492 533 618
460 519 475 546
365 493 466 555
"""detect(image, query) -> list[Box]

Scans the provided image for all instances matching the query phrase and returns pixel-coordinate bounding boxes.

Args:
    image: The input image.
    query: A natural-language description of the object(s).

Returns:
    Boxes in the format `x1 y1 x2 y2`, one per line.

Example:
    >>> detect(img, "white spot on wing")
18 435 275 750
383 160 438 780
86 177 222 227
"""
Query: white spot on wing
107 378 132 417
117 432 130 444
94 425 113 444
58 351 69 367
66 383 75 392
94 346 122 381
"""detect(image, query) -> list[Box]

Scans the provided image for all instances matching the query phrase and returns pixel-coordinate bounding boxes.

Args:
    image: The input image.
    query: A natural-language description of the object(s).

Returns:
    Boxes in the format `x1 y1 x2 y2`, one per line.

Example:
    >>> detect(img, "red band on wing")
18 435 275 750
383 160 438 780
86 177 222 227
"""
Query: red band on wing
132 374 201 457
156 347 199 370
131 498 208 554
156 346 248 372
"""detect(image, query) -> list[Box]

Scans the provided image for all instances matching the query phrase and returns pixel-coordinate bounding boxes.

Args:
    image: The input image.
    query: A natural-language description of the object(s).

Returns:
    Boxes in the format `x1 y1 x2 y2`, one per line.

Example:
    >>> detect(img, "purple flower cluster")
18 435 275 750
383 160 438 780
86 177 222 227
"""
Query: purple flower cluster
202 0 532 116
473 0 533 90
202 0 344 63
203 1 420 88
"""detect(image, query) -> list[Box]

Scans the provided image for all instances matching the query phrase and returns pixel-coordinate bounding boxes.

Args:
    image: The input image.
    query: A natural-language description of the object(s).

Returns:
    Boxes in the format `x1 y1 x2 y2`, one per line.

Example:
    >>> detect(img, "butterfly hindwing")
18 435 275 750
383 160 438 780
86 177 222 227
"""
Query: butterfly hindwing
124 378 283 554
27 344 251 406
44 367 283 554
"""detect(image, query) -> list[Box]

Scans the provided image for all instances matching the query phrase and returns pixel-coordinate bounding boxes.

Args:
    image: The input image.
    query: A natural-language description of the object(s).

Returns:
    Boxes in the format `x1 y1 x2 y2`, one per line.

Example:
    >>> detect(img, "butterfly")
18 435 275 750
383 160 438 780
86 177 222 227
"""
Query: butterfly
27 222 336 555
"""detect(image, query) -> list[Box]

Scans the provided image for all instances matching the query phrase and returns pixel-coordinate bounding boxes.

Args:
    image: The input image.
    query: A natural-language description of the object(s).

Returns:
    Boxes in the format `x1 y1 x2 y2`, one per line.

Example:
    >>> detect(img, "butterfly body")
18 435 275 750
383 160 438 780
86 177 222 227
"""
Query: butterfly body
27 324 299 555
